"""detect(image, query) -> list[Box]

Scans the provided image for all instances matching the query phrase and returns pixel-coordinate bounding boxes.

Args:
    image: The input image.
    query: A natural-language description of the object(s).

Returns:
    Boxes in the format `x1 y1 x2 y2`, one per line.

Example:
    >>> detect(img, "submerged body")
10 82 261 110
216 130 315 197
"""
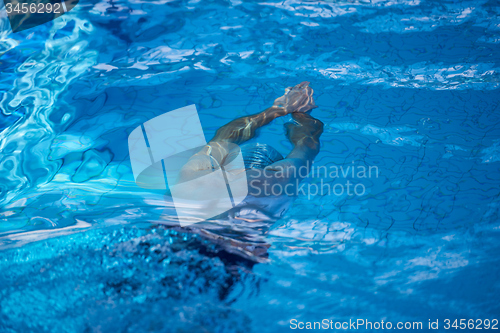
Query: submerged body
176 81 324 224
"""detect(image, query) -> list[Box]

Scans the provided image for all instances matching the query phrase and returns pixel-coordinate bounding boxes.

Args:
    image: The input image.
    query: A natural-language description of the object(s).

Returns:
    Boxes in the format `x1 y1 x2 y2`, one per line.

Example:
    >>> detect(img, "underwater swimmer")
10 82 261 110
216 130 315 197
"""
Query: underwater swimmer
176 81 324 223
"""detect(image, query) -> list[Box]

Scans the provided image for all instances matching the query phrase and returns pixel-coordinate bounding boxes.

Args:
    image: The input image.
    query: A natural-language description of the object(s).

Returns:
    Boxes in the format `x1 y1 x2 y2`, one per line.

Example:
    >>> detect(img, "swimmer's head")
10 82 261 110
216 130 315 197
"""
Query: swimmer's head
226 143 284 170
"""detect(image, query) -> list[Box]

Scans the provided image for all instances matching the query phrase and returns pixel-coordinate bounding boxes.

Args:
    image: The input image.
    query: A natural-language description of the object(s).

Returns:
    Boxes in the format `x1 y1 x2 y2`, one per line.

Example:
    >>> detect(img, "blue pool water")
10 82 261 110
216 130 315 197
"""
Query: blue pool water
1 0 500 331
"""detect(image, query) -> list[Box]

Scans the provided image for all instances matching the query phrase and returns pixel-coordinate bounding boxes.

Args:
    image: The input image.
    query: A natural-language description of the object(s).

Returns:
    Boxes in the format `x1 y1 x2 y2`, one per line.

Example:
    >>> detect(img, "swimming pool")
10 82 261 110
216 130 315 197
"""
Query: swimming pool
1 0 499 331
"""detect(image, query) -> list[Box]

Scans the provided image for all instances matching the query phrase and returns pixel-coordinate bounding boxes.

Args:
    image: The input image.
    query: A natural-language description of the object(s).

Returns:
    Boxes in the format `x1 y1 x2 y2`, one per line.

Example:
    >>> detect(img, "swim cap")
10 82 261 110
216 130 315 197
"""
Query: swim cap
230 143 284 170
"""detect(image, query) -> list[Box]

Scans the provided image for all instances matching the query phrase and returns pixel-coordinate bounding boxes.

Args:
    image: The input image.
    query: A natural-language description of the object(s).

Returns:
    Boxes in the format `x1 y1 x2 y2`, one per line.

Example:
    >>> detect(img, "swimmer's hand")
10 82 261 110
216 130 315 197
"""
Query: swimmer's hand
177 154 215 183
273 81 318 114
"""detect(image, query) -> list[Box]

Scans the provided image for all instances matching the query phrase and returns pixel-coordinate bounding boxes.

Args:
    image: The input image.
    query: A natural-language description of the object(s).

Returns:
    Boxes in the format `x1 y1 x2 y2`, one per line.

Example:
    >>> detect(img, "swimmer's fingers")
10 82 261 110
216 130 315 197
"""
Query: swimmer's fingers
291 86 318 113
273 82 317 113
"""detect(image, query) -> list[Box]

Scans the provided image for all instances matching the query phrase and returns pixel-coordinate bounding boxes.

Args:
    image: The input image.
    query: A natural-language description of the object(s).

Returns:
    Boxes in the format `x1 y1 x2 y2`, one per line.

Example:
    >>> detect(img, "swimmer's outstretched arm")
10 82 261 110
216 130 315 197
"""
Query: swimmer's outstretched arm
189 106 287 165
210 81 316 146
256 112 323 178
246 112 323 196
179 82 317 178
283 112 324 164
211 106 287 144
247 113 323 197
197 81 317 164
